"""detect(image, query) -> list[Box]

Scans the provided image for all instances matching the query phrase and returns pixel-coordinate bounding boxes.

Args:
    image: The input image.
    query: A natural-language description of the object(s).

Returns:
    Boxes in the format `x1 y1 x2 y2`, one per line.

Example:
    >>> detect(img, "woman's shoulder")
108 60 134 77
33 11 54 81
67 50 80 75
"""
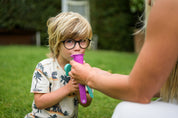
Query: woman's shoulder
152 0 178 20
147 0 178 38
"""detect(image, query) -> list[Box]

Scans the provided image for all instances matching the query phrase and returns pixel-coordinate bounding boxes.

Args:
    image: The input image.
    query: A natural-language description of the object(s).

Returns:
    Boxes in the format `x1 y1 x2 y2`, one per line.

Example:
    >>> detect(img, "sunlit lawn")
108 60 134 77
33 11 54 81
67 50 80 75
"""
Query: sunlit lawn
0 45 137 118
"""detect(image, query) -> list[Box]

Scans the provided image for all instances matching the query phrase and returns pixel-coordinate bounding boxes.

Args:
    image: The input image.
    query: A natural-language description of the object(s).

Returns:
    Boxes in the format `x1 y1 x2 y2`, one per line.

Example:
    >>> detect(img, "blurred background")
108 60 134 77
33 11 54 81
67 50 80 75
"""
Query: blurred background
0 0 146 117
0 0 144 53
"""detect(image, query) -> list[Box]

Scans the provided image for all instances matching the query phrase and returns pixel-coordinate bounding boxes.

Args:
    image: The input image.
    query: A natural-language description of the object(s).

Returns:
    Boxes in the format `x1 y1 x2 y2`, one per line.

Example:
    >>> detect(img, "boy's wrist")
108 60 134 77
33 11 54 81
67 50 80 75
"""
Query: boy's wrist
65 83 73 94
75 91 80 95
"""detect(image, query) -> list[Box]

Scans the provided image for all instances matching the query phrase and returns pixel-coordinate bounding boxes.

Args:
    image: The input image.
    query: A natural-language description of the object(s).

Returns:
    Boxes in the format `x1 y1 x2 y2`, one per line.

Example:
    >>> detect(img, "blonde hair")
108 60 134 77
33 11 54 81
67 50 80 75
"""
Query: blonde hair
160 63 178 102
47 12 92 58
143 0 155 33
144 0 151 31
144 0 178 103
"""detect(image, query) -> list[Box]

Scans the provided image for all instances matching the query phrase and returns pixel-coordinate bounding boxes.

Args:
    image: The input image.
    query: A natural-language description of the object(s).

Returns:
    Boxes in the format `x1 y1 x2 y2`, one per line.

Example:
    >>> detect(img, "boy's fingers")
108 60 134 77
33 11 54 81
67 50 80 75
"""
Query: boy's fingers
69 72 73 78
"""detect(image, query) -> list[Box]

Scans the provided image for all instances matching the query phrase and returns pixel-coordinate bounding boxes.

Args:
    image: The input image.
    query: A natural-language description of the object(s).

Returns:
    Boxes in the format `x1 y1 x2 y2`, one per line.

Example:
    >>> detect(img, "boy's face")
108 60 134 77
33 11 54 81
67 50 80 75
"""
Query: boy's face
58 38 86 63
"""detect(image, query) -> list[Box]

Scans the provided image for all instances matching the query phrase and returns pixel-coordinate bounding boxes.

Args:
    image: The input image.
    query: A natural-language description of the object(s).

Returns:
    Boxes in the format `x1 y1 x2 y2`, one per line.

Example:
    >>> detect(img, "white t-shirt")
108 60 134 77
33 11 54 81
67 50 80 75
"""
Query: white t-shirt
26 58 78 118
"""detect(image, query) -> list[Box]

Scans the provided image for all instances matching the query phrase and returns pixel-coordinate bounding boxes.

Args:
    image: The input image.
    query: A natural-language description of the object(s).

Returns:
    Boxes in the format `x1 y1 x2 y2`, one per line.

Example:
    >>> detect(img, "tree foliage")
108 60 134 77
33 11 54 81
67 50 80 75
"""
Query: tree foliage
0 0 144 51
130 0 144 13
0 0 61 45
90 0 143 51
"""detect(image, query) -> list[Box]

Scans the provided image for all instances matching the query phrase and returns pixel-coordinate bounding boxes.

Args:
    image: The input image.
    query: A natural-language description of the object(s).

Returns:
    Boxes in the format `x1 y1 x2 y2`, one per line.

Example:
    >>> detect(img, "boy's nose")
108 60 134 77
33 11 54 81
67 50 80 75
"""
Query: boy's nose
74 42 80 50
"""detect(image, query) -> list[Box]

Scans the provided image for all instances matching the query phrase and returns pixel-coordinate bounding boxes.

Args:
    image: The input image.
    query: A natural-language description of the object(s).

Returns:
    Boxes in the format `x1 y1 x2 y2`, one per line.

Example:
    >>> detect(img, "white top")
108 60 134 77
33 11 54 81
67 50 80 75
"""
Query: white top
26 58 78 118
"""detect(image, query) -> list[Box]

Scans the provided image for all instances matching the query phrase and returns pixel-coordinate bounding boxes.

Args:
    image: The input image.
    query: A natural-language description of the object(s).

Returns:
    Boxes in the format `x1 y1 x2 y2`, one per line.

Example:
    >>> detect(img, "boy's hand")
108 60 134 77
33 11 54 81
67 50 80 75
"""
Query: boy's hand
66 78 79 94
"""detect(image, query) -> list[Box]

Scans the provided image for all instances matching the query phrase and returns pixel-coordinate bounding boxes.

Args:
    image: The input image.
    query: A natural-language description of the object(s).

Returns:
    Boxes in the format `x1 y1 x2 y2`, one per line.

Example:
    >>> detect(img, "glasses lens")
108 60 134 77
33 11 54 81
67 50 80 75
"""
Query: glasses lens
80 39 90 48
64 39 75 49
63 39 91 49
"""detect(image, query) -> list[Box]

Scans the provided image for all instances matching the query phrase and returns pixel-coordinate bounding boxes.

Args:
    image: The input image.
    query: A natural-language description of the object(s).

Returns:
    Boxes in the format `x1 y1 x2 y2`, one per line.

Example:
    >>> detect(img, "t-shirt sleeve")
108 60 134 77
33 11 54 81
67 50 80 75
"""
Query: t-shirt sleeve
30 63 50 93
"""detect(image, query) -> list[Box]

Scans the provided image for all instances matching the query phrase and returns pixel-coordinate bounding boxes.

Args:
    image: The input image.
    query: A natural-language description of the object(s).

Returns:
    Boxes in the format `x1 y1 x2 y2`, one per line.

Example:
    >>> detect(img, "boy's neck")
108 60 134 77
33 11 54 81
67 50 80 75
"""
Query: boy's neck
56 56 69 70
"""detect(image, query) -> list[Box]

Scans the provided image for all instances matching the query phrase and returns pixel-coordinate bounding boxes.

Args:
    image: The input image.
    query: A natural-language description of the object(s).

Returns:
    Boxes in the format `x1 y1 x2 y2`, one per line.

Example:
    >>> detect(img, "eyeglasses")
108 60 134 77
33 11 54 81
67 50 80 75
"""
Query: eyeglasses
62 39 91 50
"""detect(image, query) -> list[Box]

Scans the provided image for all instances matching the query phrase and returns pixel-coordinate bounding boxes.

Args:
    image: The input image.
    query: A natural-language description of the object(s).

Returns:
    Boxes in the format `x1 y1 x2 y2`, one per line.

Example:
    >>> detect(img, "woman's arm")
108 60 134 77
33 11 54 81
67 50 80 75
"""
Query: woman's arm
127 0 178 102
70 0 178 103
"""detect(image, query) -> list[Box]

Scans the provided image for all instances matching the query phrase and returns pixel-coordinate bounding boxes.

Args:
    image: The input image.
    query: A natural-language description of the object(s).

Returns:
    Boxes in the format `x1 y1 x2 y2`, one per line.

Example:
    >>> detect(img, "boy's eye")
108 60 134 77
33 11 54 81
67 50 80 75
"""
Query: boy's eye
80 39 86 43
66 39 74 44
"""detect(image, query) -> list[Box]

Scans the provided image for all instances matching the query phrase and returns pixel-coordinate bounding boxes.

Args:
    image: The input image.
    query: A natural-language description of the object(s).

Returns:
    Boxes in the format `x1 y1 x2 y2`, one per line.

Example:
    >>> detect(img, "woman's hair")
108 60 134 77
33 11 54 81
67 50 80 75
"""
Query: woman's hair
144 0 152 31
144 0 178 103
160 63 178 103
142 0 155 34
47 12 92 58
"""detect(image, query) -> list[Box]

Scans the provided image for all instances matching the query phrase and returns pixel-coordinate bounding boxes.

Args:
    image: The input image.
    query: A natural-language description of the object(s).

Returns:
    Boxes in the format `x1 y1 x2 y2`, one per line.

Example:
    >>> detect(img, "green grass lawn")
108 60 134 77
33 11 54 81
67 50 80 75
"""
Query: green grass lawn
0 45 137 118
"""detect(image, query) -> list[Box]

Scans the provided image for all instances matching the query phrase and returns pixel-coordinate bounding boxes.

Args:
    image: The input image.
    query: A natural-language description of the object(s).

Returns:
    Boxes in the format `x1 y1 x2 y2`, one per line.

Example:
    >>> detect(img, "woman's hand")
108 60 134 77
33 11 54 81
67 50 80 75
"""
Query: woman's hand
69 60 111 86
69 60 93 85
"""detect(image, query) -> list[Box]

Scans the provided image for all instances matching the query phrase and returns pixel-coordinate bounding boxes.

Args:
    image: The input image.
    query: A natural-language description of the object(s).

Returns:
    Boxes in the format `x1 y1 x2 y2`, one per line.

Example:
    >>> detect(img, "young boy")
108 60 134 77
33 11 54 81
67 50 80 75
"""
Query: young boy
25 12 92 118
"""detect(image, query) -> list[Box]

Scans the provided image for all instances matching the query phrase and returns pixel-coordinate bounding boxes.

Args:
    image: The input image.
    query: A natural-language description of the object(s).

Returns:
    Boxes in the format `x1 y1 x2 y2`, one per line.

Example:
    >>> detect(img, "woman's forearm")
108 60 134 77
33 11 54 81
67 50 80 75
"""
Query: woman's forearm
87 72 133 100
88 73 153 103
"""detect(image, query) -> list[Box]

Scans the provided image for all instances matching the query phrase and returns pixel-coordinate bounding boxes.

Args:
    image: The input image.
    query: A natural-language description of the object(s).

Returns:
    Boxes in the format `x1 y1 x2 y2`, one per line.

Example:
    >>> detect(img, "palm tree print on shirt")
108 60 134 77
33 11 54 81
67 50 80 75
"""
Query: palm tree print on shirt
33 71 42 92
33 63 48 92
52 71 57 80
37 63 48 77
60 75 70 85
